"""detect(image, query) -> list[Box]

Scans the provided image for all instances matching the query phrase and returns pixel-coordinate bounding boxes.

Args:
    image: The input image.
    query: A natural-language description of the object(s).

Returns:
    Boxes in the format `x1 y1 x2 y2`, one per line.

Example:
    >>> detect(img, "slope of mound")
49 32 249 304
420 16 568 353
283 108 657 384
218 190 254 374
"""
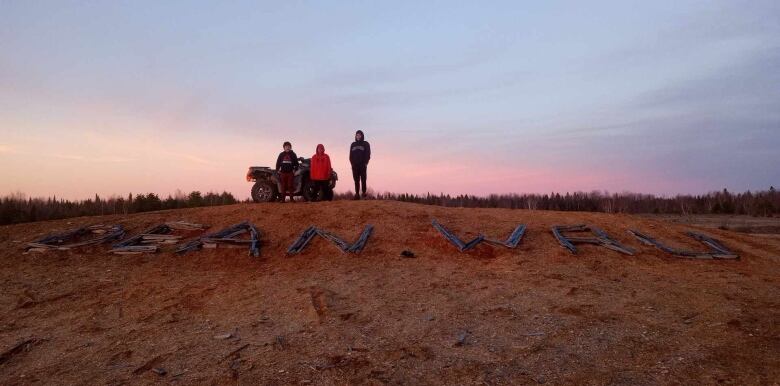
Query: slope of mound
1 201 778 385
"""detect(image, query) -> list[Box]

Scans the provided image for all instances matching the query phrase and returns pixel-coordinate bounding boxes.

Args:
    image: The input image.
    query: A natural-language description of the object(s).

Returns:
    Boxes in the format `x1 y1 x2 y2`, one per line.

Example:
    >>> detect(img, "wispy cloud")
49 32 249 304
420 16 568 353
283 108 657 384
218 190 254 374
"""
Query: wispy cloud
0 144 14 154
633 50 780 114
167 152 214 166
314 52 495 88
51 154 86 161
323 74 526 109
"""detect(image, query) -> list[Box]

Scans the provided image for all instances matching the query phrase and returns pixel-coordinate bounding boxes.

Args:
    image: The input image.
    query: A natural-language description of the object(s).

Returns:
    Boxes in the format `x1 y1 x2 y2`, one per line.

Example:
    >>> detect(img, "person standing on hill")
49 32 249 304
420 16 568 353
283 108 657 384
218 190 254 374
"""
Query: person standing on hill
349 130 371 200
276 141 299 202
310 144 332 201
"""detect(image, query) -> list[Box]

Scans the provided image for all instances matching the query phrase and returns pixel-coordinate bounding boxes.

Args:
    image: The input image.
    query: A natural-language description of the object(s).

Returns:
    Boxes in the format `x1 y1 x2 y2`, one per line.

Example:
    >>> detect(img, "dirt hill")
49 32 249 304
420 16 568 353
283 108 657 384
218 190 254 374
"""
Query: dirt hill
1 201 778 385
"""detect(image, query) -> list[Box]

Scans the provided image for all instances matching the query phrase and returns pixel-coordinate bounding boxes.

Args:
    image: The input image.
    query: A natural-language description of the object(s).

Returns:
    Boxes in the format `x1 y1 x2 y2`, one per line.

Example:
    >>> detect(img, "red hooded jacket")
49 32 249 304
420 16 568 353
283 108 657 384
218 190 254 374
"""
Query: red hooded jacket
310 144 332 181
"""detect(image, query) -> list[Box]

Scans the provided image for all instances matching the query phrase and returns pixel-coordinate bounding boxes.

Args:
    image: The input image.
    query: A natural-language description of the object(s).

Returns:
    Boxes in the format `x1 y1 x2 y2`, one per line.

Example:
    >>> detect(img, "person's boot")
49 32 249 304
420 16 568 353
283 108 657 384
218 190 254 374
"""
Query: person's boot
361 192 368 199
354 193 360 200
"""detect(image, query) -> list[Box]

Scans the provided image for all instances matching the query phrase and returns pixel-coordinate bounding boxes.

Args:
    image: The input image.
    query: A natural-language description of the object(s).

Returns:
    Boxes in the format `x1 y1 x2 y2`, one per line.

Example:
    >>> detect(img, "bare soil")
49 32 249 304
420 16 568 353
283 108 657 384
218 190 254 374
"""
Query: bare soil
1 201 778 385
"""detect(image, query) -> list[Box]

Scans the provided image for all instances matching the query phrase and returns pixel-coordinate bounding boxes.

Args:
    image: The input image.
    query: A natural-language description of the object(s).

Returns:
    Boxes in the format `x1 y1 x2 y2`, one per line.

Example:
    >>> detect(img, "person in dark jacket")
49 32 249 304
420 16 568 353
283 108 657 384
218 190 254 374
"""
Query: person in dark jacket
275 141 299 202
349 130 371 199
310 144 332 201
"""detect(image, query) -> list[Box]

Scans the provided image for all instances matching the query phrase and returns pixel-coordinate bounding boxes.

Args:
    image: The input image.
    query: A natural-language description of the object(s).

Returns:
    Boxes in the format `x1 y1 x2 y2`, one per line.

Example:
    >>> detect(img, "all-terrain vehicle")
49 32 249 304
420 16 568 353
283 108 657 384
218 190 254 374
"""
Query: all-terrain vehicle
246 158 337 202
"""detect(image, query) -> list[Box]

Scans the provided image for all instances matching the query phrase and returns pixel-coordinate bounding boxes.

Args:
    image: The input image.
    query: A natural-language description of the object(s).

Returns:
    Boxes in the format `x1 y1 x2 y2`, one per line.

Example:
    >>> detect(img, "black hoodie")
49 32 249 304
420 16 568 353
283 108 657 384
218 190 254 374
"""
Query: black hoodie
349 130 371 167
276 150 299 173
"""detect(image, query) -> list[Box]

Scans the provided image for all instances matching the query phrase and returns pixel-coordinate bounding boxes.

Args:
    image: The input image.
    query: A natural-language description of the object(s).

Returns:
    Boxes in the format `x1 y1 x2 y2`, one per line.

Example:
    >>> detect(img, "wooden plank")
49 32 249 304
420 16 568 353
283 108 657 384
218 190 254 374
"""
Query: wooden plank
552 226 577 254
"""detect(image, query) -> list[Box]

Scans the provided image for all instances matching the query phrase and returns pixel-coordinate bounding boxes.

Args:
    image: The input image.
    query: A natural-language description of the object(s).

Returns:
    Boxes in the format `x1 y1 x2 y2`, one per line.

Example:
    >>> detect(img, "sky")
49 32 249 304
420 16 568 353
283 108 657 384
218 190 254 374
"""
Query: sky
1 1 778 200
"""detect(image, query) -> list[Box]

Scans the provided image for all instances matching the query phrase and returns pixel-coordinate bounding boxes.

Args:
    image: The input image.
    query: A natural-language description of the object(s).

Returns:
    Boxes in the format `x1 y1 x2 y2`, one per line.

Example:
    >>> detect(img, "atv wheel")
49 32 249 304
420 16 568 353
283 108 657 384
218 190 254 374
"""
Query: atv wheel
301 181 317 202
323 188 334 201
251 181 277 203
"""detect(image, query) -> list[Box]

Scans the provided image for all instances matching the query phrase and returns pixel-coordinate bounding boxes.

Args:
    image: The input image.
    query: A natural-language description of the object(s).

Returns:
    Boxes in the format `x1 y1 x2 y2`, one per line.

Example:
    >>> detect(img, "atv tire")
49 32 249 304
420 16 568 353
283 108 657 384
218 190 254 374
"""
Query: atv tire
251 181 277 203
322 188 334 201
301 180 317 202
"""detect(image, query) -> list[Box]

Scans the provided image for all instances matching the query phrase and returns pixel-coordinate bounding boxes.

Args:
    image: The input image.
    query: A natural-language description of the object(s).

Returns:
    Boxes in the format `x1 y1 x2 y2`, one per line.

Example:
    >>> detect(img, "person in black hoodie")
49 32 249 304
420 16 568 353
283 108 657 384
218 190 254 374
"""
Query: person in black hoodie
349 130 371 199
276 141 299 202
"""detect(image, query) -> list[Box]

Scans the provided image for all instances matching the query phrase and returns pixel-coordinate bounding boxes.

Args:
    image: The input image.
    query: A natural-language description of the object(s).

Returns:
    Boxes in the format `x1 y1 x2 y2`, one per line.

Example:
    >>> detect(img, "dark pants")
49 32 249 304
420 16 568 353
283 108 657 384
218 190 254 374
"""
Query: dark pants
279 172 295 200
313 180 329 201
352 164 367 195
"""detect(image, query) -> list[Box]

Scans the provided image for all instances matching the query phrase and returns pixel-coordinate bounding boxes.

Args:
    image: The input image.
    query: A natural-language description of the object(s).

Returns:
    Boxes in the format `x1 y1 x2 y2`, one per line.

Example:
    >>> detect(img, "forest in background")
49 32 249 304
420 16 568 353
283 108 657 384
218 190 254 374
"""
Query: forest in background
1 187 777 225
0 191 238 225
341 188 778 217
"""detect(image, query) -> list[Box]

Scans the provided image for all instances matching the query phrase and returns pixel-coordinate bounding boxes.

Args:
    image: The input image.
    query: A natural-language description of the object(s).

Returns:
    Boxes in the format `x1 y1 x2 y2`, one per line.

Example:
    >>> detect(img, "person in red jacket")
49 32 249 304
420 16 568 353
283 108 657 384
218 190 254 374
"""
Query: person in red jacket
309 144 332 201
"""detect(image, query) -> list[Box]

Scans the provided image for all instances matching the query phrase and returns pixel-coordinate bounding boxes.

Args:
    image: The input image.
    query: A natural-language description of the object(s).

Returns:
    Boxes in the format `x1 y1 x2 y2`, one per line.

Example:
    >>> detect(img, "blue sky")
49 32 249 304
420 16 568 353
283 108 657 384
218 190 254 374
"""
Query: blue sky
1 1 778 199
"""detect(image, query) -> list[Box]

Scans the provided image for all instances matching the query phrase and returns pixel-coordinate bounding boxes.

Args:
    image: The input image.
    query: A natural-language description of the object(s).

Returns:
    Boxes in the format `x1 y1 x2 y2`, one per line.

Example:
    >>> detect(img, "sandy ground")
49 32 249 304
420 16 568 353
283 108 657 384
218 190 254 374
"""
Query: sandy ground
0 201 778 385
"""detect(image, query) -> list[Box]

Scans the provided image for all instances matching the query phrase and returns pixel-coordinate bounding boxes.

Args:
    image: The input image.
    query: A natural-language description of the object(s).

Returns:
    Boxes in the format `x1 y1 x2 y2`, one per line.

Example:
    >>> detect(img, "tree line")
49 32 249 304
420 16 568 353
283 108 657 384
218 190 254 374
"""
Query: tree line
358 187 778 217
0 191 238 225
2 187 777 226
